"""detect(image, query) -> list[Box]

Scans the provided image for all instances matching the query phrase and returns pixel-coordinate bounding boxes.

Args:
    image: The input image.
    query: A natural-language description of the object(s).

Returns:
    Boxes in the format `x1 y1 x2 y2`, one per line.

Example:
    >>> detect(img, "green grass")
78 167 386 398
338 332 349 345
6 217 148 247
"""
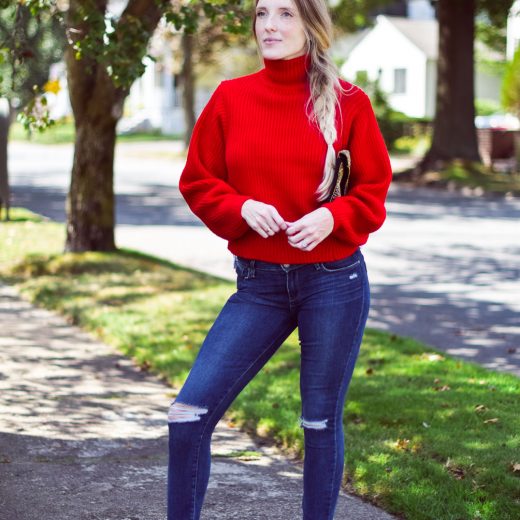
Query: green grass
392 135 431 156
9 120 183 144
1 211 519 520
395 159 520 196
439 160 520 195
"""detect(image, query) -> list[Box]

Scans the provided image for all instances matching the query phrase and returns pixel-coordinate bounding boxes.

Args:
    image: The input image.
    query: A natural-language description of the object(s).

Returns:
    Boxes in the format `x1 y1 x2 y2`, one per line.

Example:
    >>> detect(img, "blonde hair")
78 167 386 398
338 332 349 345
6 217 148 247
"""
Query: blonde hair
252 0 353 201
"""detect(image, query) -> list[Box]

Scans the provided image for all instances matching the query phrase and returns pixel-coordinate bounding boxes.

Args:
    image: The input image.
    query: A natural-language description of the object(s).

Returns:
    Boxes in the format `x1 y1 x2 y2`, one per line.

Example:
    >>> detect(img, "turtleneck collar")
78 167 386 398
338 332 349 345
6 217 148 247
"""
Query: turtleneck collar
262 53 310 86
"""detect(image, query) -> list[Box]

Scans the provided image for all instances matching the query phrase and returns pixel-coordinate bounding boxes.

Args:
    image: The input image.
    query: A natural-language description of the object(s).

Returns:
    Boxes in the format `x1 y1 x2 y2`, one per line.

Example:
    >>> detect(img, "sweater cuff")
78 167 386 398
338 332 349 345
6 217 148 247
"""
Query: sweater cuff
224 194 254 237
321 200 345 234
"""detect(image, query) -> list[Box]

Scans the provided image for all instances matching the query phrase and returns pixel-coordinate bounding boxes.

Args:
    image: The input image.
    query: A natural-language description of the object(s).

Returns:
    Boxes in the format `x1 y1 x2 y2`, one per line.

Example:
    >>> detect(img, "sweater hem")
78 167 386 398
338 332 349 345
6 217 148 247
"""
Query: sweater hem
227 241 361 265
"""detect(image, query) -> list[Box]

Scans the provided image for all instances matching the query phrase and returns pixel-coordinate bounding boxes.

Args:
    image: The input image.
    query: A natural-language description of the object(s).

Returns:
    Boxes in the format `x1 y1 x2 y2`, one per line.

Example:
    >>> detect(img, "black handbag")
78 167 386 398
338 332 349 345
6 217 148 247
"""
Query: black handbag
326 149 351 202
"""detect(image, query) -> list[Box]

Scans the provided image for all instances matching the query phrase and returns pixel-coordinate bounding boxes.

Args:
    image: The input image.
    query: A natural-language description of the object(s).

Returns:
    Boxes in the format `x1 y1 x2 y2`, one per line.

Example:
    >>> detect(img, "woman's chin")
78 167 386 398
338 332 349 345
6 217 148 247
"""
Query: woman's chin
261 49 285 60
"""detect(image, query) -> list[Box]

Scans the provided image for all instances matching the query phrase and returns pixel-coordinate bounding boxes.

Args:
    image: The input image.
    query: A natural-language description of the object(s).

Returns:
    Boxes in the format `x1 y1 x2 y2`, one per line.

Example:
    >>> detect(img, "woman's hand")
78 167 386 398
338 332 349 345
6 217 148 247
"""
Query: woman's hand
241 200 287 238
285 207 334 252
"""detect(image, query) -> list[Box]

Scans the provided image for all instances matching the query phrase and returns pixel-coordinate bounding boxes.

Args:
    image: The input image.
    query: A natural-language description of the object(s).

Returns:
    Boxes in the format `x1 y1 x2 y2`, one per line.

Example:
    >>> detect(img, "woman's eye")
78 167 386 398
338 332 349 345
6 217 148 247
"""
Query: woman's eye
282 11 292 17
256 11 265 17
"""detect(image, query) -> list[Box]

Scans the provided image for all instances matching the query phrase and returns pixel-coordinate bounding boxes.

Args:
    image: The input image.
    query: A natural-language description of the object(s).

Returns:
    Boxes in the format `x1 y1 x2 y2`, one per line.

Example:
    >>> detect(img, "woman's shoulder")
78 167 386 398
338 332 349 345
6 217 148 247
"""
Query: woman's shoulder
218 70 264 94
336 79 374 119
337 79 370 103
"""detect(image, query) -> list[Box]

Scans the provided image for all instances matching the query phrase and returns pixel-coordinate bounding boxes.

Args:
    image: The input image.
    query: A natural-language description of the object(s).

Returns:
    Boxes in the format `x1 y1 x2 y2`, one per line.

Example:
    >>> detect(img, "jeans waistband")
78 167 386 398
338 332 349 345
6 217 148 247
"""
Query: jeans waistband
235 248 361 274
235 256 320 272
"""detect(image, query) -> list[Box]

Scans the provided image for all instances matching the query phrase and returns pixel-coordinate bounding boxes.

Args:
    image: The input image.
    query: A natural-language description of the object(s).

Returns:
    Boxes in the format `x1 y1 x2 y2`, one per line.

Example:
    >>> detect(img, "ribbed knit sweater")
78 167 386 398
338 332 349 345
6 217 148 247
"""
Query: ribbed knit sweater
179 53 392 263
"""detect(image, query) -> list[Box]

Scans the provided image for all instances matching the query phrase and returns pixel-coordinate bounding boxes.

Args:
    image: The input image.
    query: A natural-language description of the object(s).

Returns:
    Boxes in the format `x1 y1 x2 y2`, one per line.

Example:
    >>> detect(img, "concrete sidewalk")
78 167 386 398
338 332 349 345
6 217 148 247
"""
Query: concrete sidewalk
0 283 398 520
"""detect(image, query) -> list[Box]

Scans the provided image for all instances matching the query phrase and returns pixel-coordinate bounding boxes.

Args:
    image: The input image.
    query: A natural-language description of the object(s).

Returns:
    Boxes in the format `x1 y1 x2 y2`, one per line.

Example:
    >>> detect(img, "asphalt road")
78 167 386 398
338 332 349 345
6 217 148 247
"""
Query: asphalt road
8 141 520 376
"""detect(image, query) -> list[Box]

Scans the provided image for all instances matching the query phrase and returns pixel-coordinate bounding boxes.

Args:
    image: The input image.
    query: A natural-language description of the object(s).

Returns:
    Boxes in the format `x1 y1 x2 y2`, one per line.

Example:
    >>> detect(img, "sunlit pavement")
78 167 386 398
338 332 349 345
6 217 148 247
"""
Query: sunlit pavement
9 141 520 376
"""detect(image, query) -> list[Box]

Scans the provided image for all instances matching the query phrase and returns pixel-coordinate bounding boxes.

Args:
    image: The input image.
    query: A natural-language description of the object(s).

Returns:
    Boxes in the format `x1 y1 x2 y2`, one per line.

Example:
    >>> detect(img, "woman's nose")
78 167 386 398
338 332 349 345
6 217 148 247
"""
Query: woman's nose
264 15 277 31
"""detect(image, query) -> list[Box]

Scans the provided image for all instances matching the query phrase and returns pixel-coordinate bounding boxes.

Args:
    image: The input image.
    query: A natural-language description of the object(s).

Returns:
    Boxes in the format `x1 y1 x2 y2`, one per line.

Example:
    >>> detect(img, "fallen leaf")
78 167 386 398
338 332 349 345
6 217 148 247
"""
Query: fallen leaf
421 353 445 362
483 418 499 424
474 404 487 413
445 458 466 480
395 438 410 451
366 367 374 375
510 462 520 473
422 422 430 428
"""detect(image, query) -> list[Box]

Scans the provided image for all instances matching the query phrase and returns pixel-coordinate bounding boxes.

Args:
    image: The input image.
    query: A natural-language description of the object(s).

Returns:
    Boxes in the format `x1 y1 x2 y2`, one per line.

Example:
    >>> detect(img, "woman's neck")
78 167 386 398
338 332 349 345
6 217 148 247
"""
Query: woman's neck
262 53 310 85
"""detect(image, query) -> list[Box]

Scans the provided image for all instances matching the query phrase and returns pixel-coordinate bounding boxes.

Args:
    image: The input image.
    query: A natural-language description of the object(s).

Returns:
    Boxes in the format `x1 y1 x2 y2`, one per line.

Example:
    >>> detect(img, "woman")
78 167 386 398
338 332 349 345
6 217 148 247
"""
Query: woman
168 0 392 518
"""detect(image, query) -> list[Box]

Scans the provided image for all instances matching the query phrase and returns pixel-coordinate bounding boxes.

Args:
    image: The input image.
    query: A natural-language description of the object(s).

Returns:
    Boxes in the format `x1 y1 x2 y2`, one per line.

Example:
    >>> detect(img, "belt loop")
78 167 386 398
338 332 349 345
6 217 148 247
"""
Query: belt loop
248 260 256 279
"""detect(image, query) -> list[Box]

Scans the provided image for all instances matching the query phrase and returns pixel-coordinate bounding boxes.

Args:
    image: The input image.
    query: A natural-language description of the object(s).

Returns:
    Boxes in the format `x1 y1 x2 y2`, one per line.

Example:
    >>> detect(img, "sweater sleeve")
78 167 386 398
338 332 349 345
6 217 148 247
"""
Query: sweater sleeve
322 92 392 246
178 81 251 241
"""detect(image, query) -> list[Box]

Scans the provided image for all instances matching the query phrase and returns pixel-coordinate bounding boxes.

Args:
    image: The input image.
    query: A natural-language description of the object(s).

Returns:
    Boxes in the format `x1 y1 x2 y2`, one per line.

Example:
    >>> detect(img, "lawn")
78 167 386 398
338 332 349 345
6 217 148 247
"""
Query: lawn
1 208 519 520
9 120 183 144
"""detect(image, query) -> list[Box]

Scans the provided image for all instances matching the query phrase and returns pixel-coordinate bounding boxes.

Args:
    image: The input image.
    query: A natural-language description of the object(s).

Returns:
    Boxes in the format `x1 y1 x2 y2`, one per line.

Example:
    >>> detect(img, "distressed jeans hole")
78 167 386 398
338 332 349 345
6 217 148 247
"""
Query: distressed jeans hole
168 401 208 423
299 416 328 430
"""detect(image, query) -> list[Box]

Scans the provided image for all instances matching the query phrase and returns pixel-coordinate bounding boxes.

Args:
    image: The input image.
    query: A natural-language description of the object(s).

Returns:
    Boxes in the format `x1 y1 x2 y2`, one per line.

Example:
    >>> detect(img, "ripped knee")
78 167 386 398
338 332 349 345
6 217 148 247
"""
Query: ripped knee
168 400 208 423
299 415 328 430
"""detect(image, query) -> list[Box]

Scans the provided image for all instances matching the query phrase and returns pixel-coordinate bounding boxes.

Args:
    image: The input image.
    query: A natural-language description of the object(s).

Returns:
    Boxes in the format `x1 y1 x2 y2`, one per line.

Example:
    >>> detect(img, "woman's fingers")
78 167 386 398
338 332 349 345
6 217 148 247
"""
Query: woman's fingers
285 208 334 251
241 200 286 238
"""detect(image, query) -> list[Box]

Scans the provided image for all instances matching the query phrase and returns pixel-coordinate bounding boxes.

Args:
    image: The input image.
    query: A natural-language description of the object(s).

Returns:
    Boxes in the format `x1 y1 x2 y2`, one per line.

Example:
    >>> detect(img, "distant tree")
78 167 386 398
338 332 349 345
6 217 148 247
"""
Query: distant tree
0 3 64 221
176 4 254 146
332 0 514 169
10 0 250 251
502 45 520 118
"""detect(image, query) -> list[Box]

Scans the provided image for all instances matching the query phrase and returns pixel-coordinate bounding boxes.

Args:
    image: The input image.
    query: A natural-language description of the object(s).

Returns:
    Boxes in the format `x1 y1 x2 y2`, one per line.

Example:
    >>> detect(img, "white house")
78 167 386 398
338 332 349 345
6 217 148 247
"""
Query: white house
507 0 520 60
119 20 181 135
339 15 503 119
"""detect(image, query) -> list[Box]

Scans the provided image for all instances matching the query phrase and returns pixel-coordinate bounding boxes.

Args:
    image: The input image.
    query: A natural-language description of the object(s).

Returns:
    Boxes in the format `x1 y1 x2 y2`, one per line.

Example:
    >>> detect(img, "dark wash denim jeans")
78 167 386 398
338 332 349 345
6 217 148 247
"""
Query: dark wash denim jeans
167 248 370 520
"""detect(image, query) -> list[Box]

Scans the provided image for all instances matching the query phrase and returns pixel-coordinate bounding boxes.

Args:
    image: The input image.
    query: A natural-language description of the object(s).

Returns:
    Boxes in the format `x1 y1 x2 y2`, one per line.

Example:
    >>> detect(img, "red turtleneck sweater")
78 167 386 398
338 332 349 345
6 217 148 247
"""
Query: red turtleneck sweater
179 53 392 263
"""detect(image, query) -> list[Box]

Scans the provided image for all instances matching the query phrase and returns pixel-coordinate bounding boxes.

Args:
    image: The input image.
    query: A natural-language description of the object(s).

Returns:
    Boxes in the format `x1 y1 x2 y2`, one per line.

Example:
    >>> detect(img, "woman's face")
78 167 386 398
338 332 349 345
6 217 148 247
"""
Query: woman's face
255 0 307 61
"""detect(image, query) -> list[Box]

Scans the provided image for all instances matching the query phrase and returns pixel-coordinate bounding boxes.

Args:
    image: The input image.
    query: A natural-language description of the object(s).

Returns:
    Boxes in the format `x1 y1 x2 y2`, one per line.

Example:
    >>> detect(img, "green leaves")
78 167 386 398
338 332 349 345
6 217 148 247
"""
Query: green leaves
501 46 520 117
17 85 56 133
165 0 250 35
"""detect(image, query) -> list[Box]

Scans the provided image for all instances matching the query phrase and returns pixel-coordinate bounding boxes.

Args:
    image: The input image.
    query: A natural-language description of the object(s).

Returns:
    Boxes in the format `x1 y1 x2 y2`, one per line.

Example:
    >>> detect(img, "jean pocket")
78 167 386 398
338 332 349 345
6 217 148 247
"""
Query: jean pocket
319 258 361 273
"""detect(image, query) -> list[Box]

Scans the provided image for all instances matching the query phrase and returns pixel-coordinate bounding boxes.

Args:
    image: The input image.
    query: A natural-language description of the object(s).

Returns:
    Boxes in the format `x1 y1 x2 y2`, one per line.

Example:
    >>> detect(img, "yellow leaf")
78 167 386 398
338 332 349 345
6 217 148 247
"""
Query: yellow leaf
420 353 445 362
510 462 520 473
395 438 410 450
43 79 60 95
483 418 499 424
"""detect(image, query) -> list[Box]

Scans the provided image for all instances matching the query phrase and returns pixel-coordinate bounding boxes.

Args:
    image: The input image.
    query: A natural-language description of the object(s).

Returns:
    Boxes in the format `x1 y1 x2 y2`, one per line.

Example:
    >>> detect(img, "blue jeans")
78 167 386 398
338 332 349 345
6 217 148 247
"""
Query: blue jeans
167 248 370 520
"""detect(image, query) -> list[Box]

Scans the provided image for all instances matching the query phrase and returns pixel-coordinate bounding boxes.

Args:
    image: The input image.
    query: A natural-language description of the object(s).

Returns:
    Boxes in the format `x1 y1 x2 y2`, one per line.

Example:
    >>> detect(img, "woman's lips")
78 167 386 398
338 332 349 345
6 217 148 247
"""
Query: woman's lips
264 39 281 44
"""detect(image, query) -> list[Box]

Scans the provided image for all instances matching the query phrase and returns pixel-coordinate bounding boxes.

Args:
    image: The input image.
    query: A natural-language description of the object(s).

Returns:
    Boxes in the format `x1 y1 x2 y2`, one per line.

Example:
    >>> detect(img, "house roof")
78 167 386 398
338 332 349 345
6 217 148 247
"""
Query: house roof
380 16 438 58
337 14 504 63
331 28 371 59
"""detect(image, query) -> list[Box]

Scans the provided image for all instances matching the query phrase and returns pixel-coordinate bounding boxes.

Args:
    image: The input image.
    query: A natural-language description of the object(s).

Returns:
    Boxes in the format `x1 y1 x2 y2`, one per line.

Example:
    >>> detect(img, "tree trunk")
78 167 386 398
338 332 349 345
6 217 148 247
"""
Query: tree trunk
421 0 481 168
65 115 118 251
64 43 122 252
64 0 162 252
181 31 196 148
0 100 12 222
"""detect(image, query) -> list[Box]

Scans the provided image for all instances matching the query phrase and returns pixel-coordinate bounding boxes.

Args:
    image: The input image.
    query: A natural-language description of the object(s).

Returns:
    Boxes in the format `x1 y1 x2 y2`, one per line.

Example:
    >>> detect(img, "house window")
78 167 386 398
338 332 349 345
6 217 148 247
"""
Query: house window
393 68 407 94
173 74 181 107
